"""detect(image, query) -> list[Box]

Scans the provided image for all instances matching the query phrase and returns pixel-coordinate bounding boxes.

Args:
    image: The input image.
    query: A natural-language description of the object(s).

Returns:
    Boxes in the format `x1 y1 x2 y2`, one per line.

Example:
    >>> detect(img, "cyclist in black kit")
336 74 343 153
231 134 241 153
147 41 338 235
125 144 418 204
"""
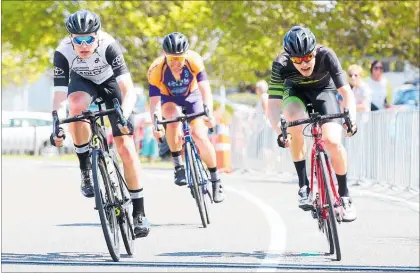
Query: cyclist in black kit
267 26 358 222
50 10 150 237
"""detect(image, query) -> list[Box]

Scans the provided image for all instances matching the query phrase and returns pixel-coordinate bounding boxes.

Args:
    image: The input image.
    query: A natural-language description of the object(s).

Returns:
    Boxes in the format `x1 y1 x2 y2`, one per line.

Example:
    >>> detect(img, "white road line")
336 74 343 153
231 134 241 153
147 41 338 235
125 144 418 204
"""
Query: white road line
225 185 287 272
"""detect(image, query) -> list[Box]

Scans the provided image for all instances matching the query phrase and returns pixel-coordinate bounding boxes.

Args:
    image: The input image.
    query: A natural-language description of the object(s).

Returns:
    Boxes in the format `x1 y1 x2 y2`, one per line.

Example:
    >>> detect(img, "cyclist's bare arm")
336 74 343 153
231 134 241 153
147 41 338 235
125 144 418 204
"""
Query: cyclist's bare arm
150 96 162 123
53 91 68 119
198 80 214 117
116 74 137 120
267 98 284 135
337 84 357 120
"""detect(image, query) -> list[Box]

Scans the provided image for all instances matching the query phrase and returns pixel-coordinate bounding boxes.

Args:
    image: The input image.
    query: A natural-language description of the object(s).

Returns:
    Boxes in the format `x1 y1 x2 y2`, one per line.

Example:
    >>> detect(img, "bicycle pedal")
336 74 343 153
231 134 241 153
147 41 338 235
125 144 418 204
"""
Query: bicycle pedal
311 209 318 219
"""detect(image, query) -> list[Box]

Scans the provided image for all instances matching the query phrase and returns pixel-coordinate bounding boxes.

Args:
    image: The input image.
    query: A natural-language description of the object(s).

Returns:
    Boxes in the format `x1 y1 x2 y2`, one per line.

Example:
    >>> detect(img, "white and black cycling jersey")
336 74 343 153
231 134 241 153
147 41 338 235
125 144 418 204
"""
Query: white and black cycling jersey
53 31 129 91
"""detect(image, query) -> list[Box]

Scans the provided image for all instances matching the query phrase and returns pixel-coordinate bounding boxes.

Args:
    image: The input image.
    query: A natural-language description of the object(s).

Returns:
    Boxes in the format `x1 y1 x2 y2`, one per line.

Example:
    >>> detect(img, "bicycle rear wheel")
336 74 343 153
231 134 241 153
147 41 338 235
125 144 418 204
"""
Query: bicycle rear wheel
186 142 207 228
319 151 341 261
112 153 135 256
92 150 120 262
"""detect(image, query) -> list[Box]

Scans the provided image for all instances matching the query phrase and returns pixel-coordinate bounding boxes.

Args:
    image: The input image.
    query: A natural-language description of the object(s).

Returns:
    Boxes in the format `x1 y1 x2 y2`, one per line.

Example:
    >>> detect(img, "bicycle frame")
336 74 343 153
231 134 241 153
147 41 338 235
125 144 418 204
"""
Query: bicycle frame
309 123 341 220
181 117 209 192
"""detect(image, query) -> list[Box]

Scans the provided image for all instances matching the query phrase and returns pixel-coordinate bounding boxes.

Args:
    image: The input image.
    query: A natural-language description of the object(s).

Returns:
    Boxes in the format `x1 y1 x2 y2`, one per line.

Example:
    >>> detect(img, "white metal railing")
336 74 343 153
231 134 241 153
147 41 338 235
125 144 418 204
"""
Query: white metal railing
229 110 419 192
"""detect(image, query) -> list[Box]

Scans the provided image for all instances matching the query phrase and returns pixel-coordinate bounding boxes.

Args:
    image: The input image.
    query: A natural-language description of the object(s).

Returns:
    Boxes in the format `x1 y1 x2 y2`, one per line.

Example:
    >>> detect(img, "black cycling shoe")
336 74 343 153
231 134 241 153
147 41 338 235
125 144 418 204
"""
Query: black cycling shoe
174 166 187 186
133 215 150 238
80 169 94 198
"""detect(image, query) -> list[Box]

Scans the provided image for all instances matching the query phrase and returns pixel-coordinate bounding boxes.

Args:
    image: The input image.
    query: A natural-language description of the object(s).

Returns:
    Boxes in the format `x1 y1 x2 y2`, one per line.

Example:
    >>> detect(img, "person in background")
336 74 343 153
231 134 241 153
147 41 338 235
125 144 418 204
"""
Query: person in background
366 60 392 111
347 64 372 112
255 80 269 117
140 115 159 163
253 80 276 164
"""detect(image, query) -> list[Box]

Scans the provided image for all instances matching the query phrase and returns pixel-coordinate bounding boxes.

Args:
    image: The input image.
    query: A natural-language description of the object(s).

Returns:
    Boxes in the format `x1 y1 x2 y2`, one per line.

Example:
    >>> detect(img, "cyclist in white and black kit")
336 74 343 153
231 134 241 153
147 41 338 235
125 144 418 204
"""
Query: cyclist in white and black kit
267 26 358 222
50 10 150 237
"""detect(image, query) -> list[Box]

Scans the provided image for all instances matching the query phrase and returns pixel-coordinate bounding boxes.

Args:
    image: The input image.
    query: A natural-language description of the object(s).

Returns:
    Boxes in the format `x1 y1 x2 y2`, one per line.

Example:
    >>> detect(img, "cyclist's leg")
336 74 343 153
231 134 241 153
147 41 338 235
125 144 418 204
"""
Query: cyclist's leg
186 92 224 203
160 95 186 186
67 72 97 198
313 87 356 221
100 76 150 236
282 90 312 209
312 87 347 194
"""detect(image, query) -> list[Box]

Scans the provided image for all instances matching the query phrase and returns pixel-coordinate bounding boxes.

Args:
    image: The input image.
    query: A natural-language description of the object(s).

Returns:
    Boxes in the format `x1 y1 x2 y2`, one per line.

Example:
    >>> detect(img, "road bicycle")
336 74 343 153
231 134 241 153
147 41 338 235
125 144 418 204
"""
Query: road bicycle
52 98 134 262
154 105 213 228
280 104 353 261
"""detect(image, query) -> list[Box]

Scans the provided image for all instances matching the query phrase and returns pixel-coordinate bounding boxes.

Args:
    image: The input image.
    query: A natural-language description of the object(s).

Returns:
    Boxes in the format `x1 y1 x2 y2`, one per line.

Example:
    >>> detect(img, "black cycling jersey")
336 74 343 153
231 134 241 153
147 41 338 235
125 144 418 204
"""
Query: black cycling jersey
53 31 129 90
268 45 348 100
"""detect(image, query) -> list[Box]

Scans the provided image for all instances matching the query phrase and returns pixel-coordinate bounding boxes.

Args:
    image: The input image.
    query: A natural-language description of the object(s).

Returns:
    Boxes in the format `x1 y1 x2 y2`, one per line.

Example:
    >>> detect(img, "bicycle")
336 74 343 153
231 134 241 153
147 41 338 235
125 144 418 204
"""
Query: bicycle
153 105 213 228
52 98 135 262
280 105 353 261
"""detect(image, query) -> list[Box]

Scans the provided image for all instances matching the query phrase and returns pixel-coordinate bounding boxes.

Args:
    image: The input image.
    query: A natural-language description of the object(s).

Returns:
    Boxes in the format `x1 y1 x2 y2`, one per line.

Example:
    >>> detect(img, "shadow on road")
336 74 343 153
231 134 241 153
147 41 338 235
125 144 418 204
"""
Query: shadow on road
1 252 117 263
157 250 329 260
55 223 101 227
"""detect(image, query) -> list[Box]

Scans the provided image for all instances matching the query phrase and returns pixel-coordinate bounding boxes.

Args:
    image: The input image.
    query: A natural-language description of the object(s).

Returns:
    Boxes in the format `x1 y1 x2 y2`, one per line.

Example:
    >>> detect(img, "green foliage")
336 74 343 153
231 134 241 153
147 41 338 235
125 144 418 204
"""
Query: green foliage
2 1 419 88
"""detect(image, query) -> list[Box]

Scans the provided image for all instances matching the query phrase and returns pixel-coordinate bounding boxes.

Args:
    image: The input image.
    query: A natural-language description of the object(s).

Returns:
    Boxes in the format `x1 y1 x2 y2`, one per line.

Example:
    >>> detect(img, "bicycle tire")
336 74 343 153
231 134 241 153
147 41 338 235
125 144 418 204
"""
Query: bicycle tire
186 142 207 228
112 154 135 256
324 218 334 254
197 160 211 225
319 151 341 261
92 150 120 262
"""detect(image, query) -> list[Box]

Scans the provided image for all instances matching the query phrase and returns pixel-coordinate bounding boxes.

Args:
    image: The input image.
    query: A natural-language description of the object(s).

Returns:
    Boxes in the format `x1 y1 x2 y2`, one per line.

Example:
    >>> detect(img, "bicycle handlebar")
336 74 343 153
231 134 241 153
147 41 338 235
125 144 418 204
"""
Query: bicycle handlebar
280 108 352 141
153 104 212 143
52 99 127 135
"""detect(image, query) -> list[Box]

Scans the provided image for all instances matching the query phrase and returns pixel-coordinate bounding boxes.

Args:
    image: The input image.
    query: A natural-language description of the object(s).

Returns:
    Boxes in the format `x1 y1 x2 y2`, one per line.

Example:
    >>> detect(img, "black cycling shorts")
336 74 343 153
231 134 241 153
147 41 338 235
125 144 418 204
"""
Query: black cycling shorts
67 72 134 137
282 83 342 124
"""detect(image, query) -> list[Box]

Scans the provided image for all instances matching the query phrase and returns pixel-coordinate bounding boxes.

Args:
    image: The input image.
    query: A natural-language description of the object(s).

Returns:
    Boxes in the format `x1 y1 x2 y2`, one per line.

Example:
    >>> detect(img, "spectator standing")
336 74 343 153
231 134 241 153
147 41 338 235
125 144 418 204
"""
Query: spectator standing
347 64 372 112
366 60 392 111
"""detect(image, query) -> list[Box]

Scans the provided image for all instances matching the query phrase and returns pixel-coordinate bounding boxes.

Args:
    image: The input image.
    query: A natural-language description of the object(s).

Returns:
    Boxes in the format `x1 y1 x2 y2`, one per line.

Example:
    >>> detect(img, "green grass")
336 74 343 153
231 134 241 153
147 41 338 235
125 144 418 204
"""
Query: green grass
2 154 172 168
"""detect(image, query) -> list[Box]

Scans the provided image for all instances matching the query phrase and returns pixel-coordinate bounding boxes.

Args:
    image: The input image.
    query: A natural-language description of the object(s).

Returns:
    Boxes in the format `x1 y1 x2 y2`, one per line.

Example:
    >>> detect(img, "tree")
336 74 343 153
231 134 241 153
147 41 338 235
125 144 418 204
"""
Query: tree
2 1 419 88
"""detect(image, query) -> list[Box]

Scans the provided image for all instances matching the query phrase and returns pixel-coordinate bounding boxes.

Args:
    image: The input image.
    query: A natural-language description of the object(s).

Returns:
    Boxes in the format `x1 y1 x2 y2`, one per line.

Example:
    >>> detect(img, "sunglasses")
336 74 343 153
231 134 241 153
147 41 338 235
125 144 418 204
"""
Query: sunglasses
290 52 315 64
373 66 384 70
166 55 186 62
72 35 96 46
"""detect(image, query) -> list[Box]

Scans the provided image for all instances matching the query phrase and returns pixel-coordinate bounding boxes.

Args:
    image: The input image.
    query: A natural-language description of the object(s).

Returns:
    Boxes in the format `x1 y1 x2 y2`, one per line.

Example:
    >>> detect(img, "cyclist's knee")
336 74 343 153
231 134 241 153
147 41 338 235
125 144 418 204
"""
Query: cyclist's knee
322 123 343 148
162 102 180 118
68 91 90 115
191 120 209 141
115 137 136 163
283 102 306 121
323 135 343 152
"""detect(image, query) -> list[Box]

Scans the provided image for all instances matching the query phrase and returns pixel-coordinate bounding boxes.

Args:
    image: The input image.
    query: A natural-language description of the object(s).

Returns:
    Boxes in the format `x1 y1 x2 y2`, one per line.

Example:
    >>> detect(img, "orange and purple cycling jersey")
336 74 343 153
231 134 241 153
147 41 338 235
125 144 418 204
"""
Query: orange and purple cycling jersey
147 50 208 115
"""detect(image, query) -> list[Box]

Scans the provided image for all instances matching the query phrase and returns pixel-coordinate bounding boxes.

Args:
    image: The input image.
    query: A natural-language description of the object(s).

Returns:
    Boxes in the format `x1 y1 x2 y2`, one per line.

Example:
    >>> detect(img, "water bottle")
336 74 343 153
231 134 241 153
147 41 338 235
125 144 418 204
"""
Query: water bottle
106 155 118 189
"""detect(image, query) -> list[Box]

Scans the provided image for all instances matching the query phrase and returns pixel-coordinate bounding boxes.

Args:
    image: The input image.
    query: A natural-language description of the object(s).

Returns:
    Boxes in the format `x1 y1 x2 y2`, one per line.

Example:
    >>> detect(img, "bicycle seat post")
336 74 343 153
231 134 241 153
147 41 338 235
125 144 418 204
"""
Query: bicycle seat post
181 106 187 115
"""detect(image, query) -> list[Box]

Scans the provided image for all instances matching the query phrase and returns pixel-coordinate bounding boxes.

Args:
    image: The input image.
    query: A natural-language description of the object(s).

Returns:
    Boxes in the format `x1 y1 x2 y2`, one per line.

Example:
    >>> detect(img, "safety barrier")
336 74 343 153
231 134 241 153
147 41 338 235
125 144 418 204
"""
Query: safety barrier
229 110 419 192
214 119 232 173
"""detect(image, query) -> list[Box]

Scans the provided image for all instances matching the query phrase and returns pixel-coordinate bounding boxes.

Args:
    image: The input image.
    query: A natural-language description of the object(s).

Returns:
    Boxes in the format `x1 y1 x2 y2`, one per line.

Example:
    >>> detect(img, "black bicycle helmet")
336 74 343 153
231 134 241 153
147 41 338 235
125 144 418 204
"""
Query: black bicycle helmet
283 26 316 57
162 32 189 55
65 10 101 35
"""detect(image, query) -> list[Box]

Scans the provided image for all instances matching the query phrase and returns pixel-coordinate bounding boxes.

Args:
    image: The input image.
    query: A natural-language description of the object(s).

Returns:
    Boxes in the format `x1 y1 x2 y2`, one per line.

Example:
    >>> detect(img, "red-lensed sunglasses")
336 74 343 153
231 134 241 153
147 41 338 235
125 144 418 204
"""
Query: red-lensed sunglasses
290 52 315 64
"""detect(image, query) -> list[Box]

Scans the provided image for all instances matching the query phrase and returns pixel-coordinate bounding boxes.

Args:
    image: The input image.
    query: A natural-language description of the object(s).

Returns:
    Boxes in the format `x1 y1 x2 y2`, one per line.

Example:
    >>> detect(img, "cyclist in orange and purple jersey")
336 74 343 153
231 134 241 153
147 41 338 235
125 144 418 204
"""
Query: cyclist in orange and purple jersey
147 32 225 203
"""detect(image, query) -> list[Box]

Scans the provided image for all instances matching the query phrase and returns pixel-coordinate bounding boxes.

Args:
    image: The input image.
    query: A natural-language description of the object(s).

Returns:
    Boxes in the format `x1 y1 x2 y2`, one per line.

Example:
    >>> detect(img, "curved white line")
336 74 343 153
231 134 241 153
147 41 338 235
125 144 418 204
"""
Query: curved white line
225 185 287 272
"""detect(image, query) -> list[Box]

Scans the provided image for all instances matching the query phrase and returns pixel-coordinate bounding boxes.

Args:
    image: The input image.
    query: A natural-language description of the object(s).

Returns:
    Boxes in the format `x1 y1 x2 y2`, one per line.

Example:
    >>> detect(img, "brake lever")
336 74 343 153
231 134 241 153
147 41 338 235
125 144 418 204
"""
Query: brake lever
112 98 127 127
153 114 163 143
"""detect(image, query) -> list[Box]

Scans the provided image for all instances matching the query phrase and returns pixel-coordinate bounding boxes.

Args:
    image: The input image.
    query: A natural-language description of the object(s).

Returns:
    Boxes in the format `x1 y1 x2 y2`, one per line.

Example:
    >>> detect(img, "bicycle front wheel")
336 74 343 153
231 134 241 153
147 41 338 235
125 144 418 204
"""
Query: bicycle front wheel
92 150 120 262
319 151 341 261
113 154 135 256
186 142 207 228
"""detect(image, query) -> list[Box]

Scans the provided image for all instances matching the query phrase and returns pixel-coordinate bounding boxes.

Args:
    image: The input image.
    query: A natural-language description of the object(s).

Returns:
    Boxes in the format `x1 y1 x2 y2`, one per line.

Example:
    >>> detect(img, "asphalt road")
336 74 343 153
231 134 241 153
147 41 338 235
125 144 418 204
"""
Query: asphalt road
1 158 419 272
